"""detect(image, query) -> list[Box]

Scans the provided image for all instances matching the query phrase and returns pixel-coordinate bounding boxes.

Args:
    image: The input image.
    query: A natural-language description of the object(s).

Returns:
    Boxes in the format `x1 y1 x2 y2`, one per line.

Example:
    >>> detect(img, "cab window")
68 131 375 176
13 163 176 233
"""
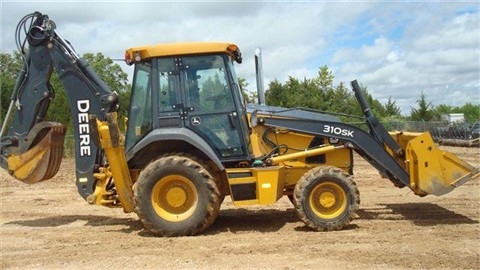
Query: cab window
125 62 152 151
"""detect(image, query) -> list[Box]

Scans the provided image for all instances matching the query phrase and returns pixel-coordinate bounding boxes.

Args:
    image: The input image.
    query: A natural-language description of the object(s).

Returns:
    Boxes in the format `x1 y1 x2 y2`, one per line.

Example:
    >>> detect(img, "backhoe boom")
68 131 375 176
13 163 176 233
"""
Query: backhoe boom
0 12 128 204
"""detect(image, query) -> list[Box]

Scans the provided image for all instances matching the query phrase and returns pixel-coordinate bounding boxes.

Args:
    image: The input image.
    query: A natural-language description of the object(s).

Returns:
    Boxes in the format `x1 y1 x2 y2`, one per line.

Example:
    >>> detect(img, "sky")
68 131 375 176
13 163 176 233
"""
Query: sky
1 1 479 115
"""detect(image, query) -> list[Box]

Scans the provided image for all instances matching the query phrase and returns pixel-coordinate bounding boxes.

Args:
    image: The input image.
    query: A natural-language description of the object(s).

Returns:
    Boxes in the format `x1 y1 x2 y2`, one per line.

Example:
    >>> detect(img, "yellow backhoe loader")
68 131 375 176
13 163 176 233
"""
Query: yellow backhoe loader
1 12 478 236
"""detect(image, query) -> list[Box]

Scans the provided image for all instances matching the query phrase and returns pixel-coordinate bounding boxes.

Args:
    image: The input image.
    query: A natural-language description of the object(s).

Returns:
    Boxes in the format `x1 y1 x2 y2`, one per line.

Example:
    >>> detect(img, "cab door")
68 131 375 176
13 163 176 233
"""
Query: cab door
181 55 249 161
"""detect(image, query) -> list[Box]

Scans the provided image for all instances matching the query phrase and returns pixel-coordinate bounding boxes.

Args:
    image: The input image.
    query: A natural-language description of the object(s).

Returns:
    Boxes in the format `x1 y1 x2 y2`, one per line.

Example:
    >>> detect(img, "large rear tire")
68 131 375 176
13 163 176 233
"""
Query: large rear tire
294 166 359 231
133 154 220 236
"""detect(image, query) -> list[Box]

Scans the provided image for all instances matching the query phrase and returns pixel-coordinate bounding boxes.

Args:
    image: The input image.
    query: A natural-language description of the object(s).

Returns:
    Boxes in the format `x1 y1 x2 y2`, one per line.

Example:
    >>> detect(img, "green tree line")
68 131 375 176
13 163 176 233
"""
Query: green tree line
1 51 479 134
264 66 399 122
260 65 479 124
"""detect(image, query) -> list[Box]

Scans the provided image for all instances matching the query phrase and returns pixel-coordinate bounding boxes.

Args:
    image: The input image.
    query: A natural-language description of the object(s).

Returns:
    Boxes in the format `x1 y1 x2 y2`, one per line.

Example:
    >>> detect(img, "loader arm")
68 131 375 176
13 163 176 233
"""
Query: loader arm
256 80 479 196
260 116 411 188
0 12 133 210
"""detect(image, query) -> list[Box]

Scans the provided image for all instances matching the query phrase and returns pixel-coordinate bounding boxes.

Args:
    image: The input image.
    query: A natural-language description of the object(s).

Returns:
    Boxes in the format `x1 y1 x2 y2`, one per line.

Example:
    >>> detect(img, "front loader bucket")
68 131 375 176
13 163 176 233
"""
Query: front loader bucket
7 123 66 184
403 132 479 196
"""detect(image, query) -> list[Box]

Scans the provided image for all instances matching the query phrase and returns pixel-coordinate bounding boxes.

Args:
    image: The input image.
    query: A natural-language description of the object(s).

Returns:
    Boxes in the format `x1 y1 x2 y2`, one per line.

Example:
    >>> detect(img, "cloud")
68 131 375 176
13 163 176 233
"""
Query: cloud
331 4 479 114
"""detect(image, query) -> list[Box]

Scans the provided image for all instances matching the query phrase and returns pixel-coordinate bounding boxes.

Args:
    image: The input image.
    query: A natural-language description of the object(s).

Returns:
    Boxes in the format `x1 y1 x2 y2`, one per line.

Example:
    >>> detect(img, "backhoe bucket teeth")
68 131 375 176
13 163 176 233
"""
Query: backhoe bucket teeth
403 132 479 196
7 123 66 184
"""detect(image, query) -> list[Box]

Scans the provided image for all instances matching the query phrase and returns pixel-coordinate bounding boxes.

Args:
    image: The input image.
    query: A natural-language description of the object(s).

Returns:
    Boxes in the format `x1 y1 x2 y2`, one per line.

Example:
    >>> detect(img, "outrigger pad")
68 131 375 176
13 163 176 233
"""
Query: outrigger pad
405 132 479 196
7 123 66 184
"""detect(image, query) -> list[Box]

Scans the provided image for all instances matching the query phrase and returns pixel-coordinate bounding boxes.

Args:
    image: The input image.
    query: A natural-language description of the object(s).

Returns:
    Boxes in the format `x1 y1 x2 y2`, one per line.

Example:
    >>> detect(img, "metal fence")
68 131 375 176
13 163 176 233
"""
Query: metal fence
382 121 474 141
350 120 477 141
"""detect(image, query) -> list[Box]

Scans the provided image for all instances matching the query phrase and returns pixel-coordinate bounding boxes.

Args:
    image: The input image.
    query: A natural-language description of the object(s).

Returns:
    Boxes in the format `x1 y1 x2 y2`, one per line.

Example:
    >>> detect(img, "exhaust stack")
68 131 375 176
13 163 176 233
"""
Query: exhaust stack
255 47 266 105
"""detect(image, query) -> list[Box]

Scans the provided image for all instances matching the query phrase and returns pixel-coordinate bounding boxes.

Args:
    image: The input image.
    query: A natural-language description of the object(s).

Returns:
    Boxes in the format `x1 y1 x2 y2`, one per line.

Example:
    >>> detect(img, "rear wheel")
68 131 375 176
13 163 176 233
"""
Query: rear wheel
294 166 359 231
133 153 220 236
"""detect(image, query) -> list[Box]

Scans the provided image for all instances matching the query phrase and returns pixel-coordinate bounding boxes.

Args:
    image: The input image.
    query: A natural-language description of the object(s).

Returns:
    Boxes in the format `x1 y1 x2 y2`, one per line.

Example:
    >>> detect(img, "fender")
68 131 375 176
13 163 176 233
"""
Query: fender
126 127 225 171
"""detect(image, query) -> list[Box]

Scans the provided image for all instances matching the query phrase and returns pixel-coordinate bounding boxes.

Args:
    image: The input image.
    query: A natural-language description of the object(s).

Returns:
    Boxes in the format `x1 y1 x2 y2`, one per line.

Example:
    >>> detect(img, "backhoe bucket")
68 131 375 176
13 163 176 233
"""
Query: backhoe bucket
7 123 66 184
401 132 479 196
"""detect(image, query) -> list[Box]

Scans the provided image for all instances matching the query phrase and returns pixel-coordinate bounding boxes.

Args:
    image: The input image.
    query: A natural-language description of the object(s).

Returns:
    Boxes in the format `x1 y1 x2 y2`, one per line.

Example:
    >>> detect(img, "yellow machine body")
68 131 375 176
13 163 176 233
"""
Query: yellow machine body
90 113 135 213
227 166 285 206
224 118 353 206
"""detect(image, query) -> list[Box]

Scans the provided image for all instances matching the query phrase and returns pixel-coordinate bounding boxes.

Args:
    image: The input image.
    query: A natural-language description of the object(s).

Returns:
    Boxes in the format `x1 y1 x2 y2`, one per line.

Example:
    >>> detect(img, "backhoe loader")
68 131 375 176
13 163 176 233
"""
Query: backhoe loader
1 12 478 236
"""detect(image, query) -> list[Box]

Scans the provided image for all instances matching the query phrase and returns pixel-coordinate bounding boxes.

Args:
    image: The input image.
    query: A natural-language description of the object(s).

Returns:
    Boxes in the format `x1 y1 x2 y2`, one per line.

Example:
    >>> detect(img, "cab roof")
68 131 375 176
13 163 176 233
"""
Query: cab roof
125 42 241 65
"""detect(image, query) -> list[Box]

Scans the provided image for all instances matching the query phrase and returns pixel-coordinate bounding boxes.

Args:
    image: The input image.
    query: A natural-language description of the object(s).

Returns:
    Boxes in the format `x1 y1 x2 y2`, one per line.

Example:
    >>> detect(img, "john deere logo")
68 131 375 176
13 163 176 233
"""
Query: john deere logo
191 117 201 126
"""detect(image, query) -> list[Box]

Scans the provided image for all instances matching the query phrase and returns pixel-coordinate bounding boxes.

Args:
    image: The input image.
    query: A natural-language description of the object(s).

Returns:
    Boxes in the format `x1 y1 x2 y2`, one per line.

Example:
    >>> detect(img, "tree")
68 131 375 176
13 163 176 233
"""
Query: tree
410 91 434 121
201 73 227 111
288 76 320 109
458 103 480 123
0 52 24 122
433 104 453 121
82 53 129 93
323 81 353 115
313 66 334 111
264 65 392 121
314 65 334 92
238 77 256 104
45 72 71 128
431 103 479 123
266 66 337 111
384 97 401 117
82 53 130 125
339 83 387 120
265 79 290 107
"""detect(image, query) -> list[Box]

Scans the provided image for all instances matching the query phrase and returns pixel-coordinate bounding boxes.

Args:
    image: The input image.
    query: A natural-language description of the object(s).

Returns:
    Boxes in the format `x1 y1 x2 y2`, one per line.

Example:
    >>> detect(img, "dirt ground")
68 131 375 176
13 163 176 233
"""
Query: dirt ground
1 146 479 270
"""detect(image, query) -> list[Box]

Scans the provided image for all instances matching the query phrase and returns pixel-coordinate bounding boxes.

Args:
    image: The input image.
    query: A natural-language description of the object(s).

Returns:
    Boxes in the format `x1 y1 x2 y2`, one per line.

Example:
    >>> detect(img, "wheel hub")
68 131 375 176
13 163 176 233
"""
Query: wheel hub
309 182 348 219
319 191 336 208
151 175 198 222
165 186 188 208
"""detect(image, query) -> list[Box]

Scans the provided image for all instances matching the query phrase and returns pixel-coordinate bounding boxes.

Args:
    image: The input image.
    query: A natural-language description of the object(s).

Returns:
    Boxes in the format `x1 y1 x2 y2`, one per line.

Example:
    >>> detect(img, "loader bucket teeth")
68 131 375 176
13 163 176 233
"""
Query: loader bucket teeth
405 132 479 196
7 123 66 184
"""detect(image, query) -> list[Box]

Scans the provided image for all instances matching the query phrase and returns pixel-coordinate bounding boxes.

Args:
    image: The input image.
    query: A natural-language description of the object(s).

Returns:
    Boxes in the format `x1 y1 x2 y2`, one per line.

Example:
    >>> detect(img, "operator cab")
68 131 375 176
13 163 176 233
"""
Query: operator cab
125 43 252 162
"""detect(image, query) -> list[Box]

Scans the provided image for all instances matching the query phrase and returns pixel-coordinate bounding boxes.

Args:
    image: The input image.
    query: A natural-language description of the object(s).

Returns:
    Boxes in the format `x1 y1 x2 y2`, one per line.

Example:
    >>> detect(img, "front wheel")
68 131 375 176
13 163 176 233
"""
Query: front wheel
294 166 360 231
133 154 220 236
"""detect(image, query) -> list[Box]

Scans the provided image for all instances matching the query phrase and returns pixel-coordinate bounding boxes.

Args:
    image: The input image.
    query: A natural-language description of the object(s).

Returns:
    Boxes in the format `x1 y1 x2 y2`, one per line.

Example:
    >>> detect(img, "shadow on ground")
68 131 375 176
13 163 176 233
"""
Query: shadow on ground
5 214 143 234
7 202 472 237
358 202 478 226
208 208 300 234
